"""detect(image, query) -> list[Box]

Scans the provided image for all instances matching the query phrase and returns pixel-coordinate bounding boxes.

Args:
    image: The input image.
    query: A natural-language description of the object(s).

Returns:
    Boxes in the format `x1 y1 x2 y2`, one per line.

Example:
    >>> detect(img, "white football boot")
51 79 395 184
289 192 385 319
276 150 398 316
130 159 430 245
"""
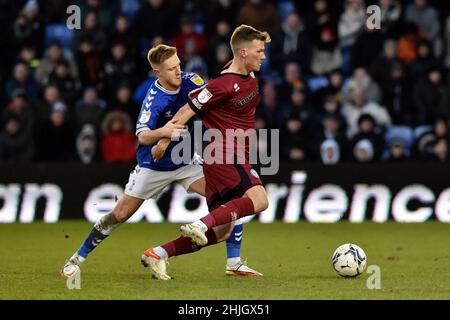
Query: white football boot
226 259 263 276
180 223 208 246
141 248 172 280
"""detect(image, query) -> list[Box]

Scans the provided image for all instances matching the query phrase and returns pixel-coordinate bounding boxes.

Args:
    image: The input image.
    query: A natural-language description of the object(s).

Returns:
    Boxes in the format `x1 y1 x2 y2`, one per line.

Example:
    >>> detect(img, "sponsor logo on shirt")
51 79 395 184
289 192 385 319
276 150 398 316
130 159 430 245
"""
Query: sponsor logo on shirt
235 91 257 108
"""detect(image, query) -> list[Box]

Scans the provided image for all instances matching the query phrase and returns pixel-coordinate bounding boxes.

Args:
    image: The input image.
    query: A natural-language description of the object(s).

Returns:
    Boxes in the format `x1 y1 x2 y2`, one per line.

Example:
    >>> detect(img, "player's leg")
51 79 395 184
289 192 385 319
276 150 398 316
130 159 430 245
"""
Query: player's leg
182 185 269 245
224 219 262 276
60 194 144 277
176 165 262 275
61 166 168 277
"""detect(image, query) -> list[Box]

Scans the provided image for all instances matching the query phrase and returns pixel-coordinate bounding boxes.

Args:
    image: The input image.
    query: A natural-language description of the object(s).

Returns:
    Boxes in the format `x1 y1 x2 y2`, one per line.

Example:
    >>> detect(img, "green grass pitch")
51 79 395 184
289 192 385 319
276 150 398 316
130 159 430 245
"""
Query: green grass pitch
1 221 449 299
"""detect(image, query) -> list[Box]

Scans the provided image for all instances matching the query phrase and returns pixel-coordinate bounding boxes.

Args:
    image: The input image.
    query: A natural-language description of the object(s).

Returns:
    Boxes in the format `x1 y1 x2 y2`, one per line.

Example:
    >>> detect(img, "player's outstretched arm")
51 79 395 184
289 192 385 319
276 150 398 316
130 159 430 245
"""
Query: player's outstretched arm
137 121 185 146
152 104 196 161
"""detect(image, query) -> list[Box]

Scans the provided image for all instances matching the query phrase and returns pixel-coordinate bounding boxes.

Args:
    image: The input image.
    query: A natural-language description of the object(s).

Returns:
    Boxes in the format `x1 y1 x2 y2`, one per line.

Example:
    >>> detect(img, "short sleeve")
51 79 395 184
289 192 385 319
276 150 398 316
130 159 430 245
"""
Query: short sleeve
188 78 230 114
135 91 164 135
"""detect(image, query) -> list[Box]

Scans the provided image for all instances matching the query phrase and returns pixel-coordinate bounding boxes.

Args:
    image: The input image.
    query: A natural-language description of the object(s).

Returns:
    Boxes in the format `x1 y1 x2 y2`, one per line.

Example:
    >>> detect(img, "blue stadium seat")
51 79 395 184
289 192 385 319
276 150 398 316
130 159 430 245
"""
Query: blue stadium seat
278 1 296 22
120 0 140 23
382 125 414 159
307 76 329 92
45 24 74 49
413 125 433 140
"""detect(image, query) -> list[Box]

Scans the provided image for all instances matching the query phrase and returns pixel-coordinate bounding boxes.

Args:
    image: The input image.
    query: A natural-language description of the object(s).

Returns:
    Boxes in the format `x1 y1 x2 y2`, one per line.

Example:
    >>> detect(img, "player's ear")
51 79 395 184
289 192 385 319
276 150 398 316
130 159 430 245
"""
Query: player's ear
240 47 247 58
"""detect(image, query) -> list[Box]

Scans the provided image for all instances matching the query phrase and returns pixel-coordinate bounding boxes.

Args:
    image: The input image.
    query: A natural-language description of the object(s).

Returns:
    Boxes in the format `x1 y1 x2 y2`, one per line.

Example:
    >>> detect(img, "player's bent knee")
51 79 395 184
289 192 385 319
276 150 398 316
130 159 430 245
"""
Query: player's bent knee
254 196 269 213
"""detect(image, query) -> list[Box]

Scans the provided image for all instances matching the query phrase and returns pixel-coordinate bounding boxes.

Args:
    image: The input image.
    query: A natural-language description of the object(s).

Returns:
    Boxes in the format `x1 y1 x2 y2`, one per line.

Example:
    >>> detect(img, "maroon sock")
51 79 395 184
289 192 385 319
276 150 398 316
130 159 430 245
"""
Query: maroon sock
161 229 218 258
200 197 255 229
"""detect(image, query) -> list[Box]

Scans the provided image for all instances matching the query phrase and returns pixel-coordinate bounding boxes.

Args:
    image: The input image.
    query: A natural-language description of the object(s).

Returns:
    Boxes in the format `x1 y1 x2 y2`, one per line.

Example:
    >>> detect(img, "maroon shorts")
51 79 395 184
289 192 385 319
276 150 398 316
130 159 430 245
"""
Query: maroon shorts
203 163 263 211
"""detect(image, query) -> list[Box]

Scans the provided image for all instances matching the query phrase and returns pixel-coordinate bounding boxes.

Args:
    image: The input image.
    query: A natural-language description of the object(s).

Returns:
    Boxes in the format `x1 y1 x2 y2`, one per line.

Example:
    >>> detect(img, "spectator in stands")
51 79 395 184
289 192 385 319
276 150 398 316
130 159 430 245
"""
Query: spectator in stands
410 39 439 78
384 137 410 162
75 87 106 130
405 0 440 56
320 139 341 165
16 45 40 75
412 65 447 124
420 118 450 161
315 113 348 162
0 113 34 163
443 16 450 69
270 11 312 73
74 36 104 88
172 15 208 61
13 0 44 54
313 69 345 107
47 61 81 104
350 114 385 161
342 67 382 104
2 89 34 135
280 113 309 162
370 38 398 85
79 0 118 30
207 19 233 77
101 111 136 162
110 83 138 123
277 62 308 104
5 62 38 103
134 0 177 40
311 26 342 75
379 0 402 37
72 11 108 54
342 87 391 138
108 15 138 58
76 124 100 164
353 139 375 162
104 42 136 96
35 42 79 87
256 81 281 129
34 102 76 161
237 0 280 36
338 0 366 74
379 61 414 125
204 0 239 34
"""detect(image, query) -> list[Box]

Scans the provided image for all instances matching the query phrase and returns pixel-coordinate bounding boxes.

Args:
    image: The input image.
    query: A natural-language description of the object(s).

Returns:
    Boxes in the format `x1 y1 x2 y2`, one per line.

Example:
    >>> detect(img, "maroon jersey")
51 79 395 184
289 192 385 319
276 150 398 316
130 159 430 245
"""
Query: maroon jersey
188 71 262 210
188 72 259 165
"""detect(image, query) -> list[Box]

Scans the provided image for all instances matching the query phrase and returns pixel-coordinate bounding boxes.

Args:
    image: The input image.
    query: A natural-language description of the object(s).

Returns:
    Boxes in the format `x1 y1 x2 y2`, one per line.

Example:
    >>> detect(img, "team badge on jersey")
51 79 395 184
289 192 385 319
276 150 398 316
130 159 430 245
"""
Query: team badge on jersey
190 74 204 86
198 88 213 104
139 110 151 123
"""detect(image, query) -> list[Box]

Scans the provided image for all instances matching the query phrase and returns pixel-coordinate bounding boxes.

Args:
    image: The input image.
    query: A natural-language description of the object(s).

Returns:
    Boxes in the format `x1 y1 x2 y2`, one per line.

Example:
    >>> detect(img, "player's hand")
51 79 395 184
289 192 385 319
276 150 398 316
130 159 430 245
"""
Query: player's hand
152 138 171 162
161 119 186 139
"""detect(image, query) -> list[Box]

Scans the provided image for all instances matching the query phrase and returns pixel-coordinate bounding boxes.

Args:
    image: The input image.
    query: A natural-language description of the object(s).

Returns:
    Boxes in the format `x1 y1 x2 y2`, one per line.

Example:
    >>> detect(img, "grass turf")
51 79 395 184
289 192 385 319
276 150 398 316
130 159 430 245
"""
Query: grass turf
0 221 449 300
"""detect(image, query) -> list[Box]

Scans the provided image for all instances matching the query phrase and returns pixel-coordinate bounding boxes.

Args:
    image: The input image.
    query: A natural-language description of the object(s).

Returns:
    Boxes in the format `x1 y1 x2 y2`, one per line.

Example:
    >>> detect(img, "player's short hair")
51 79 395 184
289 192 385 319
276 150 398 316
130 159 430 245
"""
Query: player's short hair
147 44 177 69
230 24 271 55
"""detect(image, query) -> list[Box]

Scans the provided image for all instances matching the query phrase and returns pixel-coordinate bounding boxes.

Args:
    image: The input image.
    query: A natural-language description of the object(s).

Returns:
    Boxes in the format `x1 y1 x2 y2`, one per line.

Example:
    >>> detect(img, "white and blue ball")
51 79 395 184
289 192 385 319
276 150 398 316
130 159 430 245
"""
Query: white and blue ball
332 243 367 277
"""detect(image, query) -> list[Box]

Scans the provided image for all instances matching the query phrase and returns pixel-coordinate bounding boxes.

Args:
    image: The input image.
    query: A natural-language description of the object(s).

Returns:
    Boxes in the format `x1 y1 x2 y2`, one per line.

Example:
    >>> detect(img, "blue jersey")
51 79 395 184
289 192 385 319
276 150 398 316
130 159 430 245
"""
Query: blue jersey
135 72 205 171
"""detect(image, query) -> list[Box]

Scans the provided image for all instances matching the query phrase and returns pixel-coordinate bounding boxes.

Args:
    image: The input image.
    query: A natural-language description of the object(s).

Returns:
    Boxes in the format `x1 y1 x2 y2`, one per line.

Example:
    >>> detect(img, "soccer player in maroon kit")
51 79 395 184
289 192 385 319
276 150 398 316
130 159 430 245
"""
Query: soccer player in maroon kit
141 25 271 279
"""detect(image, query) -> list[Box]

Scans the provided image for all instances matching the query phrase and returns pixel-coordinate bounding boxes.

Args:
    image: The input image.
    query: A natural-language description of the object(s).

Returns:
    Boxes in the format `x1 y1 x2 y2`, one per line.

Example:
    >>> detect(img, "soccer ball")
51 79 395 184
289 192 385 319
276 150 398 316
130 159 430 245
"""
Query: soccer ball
331 243 367 277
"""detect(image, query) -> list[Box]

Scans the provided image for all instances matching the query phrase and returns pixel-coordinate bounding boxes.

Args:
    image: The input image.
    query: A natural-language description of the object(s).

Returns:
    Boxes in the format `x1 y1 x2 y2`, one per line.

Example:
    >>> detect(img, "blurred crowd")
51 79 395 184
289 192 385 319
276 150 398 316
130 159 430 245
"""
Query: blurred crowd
1 0 450 165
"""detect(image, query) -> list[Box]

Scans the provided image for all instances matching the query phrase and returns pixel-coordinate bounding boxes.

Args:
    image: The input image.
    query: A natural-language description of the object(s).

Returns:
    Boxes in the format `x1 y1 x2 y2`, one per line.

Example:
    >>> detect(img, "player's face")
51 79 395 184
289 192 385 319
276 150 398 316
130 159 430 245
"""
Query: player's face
244 40 266 72
156 54 182 90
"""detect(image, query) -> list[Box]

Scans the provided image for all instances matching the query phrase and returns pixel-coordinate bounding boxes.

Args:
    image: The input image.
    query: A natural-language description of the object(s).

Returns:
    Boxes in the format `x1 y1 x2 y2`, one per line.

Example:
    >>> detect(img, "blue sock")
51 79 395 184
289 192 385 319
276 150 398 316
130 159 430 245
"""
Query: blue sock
77 226 109 259
226 223 243 261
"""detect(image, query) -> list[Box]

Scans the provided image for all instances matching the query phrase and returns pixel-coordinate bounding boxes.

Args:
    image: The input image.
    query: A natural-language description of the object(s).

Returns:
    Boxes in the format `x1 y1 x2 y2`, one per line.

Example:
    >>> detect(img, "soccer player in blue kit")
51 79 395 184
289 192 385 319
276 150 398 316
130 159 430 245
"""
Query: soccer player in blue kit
61 45 261 279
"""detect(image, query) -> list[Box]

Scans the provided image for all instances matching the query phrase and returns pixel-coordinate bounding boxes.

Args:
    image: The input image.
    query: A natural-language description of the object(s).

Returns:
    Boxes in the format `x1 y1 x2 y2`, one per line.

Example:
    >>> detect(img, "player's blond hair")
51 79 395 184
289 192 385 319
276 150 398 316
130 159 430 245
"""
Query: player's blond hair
147 44 177 69
230 24 271 55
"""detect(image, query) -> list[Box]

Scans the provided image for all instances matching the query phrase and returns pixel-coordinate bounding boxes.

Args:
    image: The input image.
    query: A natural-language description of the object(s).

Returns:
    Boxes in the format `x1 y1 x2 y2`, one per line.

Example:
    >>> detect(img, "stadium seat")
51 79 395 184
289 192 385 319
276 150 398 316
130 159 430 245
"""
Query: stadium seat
120 0 140 23
307 76 329 92
45 24 74 49
278 1 296 22
385 125 414 149
413 125 433 140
